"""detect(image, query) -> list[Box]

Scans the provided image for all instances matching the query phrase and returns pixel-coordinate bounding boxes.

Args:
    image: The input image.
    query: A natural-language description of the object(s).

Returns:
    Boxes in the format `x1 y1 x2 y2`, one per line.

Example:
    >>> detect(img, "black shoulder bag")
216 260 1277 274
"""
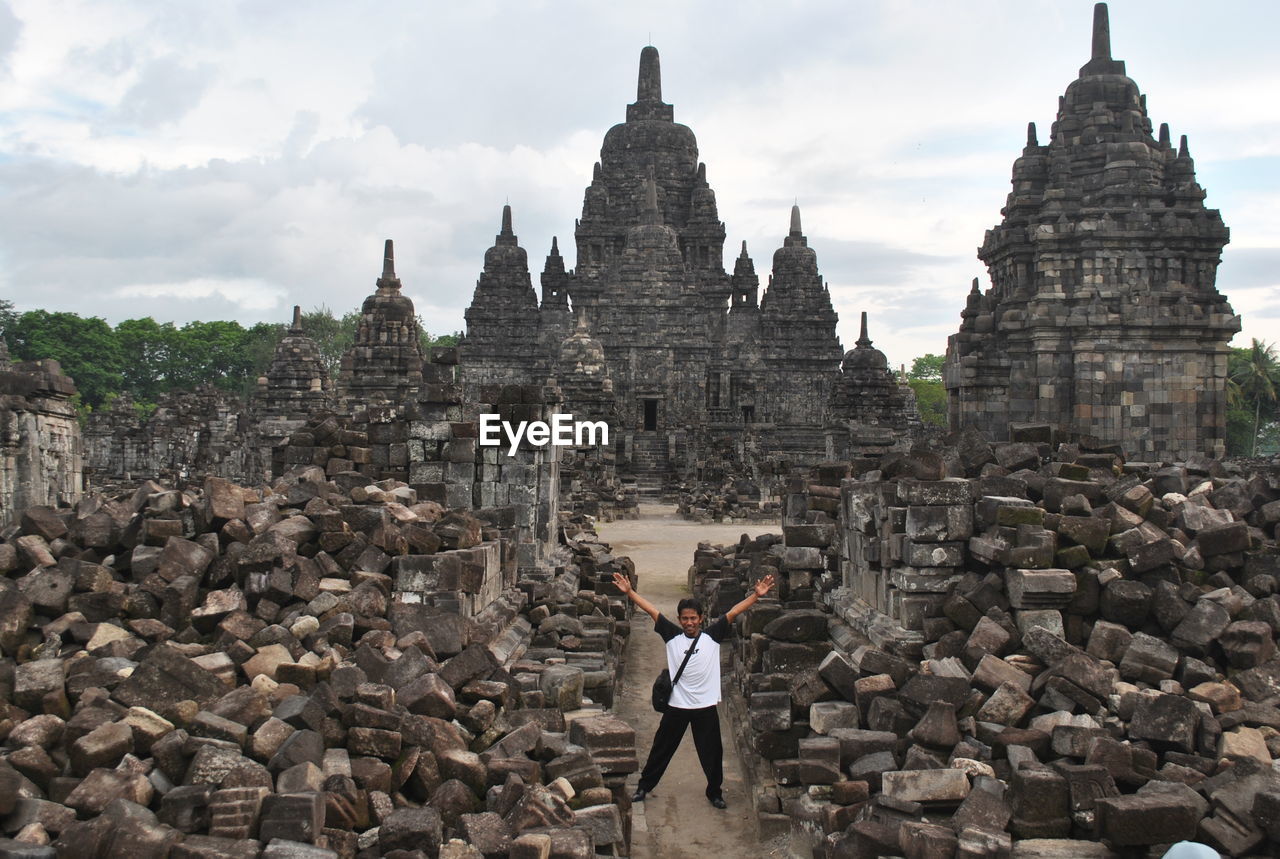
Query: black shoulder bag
651 632 701 713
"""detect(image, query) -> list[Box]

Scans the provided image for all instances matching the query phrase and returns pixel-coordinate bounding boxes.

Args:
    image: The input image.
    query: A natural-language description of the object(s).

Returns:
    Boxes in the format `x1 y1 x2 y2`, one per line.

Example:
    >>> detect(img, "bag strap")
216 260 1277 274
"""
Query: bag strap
670 632 701 688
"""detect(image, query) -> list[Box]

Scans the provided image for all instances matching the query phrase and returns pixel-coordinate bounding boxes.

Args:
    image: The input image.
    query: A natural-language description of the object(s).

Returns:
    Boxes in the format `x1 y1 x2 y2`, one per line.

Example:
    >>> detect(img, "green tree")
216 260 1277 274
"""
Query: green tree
115 317 178 402
908 353 944 383
905 353 947 427
0 299 16 345
423 328 462 350
8 310 124 407
160 320 268 392
240 321 287 395
1228 339 1280 456
302 305 360 378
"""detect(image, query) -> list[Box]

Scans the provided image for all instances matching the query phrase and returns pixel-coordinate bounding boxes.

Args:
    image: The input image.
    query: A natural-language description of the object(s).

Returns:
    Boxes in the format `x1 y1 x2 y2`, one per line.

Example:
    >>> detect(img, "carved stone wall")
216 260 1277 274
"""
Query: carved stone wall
85 386 246 487
0 352 83 526
945 4 1239 459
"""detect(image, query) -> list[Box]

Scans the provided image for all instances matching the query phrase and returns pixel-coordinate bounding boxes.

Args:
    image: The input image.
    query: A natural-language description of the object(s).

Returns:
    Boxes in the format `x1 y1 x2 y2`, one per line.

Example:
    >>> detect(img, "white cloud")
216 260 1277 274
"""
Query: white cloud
114 277 287 311
0 0 1274 375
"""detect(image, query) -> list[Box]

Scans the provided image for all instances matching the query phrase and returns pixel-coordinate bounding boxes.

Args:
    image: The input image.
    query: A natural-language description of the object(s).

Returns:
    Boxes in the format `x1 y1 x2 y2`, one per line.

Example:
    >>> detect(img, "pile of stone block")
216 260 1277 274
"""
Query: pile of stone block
698 436 1280 857
0 469 637 857
676 479 779 525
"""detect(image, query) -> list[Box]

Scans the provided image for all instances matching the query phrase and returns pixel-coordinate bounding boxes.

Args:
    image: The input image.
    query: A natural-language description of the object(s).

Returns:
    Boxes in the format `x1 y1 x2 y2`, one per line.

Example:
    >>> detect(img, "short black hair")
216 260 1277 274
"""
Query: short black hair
676 598 704 617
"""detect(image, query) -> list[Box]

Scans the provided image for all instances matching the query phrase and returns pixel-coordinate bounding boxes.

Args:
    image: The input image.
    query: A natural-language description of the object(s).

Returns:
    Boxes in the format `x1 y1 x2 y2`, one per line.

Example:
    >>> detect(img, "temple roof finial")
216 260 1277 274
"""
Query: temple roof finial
970 277 980 295
740 240 748 257
291 305 303 331
382 239 396 279
551 236 560 254
1091 3 1111 61
1178 134 1190 158
501 204 513 237
376 238 401 290
856 311 872 348
1159 123 1171 147
790 203 802 237
1027 122 1038 147
637 45 662 103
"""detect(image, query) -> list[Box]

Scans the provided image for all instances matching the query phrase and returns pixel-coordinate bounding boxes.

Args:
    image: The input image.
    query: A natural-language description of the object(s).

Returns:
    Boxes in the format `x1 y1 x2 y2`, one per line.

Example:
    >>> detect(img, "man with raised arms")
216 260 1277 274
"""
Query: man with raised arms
612 569 776 809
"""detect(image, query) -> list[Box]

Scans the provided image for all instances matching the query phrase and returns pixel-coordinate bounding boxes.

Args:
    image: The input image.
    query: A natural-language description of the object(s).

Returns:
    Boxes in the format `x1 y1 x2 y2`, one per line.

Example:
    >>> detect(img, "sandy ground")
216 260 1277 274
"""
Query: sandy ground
597 504 790 859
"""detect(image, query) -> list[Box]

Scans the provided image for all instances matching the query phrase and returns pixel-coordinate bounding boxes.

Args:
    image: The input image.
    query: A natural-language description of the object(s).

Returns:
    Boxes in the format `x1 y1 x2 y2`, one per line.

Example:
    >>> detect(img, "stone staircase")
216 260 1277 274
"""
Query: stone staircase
629 434 669 498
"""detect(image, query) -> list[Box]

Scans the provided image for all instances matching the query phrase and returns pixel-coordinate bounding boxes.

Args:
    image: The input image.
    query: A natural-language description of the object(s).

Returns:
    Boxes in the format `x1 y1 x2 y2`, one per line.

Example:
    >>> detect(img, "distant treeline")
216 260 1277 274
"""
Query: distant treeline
0 298 1272 455
0 300 458 413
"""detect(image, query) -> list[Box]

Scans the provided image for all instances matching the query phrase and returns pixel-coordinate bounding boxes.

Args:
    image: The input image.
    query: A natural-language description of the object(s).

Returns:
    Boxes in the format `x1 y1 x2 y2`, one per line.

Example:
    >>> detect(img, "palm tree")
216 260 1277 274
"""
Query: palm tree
1230 338 1280 456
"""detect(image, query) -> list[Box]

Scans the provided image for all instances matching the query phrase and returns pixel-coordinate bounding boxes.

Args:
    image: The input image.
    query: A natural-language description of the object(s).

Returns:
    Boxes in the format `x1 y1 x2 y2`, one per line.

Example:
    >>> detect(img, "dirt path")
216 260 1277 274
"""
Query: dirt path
597 504 786 859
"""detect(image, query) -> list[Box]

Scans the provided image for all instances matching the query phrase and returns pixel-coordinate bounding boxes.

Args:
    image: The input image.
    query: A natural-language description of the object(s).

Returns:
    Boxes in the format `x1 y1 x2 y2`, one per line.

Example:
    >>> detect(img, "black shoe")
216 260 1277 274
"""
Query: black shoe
632 788 647 802
709 796 727 809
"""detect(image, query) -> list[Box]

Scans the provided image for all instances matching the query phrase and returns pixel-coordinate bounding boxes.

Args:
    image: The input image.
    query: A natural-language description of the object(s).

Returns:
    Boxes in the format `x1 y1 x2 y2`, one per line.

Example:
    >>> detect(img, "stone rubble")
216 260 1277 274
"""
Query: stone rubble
694 429 1280 857
0 470 641 858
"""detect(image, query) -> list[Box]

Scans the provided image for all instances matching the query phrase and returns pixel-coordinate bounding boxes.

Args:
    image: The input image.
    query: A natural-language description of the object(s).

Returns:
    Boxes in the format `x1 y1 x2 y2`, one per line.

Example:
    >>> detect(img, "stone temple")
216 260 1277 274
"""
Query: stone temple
944 3 1239 459
459 46 866 489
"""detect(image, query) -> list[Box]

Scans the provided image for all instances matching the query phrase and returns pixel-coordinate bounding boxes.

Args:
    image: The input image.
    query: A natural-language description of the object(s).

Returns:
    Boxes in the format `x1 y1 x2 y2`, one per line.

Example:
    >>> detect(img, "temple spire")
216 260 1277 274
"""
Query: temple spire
1079 2 1124 77
291 305 303 331
637 45 662 103
790 204 802 237
1159 123 1171 147
739 240 748 258
856 311 872 348
970 277 980 295
1091 3 1111 61
377 238 400 290
493 204 519 247
1027 122 1038 147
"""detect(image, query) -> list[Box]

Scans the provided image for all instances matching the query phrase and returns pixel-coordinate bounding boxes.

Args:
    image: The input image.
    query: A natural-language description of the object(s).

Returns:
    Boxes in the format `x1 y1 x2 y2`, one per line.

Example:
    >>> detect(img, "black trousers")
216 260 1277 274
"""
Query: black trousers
638 704 723 798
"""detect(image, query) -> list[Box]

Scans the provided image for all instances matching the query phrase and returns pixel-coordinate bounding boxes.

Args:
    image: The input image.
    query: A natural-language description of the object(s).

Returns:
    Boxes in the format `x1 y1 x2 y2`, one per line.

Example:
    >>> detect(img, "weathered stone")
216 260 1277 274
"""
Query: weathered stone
1005 569 1076 610
1009 766 1070 839
1129 692 1200 754
259 792 326 845
762 608 828 642
1119 632 1180 685
113 643 225 714
1170 599 1231 655
977 681 1036 727
882 768 969 805
1094 793 1199 846
1219 620 1275 669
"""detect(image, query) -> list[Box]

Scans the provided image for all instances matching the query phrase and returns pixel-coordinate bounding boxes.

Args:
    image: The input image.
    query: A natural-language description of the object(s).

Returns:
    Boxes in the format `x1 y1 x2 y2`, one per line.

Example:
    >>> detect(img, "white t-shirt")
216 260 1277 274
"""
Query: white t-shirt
655 614 731 709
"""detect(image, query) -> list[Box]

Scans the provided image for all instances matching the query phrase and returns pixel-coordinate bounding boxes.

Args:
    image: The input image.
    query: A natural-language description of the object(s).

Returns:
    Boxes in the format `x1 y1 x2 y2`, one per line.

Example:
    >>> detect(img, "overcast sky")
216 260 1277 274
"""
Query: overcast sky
1 0 1276 371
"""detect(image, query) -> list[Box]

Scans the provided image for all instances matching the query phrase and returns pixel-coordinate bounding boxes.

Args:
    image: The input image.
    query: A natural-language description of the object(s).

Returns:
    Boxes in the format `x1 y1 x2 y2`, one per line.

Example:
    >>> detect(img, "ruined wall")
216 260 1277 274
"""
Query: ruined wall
945 5 1238 459
277 349 562 572
693 434 1280 857
0 355 82 526
85 386 247 488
